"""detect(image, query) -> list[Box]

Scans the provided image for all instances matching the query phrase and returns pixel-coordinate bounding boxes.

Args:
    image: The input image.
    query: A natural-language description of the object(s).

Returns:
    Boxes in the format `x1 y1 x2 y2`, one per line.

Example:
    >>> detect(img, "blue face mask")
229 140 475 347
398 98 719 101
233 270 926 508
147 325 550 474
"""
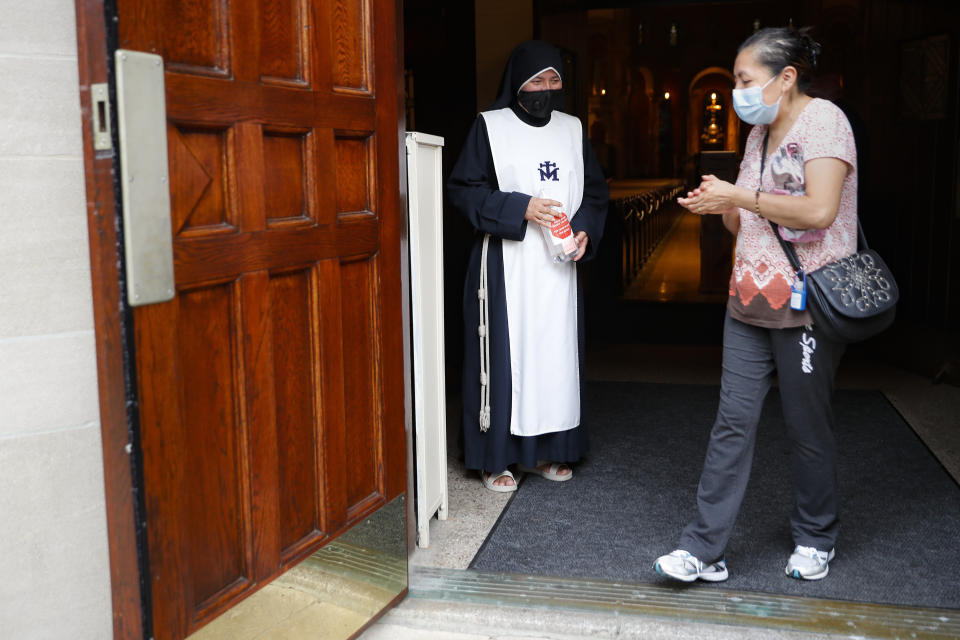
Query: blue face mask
732 73 781 125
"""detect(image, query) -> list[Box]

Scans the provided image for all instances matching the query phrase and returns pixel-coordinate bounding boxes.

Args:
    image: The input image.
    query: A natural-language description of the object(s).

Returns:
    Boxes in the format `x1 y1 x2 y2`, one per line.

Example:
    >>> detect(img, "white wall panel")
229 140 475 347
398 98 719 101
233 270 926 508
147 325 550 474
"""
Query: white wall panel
406 132 449 548
0 157 94 338
0 426 112 640
0 0 78 57
0 0 112 637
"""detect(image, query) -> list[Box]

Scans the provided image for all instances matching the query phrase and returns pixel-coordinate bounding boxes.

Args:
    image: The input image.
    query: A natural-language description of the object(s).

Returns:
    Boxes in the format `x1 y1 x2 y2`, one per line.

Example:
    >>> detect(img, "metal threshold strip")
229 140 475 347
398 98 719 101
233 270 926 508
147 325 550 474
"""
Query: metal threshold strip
408 566 960 639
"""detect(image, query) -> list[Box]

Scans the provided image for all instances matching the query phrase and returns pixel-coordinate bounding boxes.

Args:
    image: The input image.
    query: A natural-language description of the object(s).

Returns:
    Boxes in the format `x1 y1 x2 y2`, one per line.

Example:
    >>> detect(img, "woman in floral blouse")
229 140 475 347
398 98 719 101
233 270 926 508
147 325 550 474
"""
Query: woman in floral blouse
655 26 857 583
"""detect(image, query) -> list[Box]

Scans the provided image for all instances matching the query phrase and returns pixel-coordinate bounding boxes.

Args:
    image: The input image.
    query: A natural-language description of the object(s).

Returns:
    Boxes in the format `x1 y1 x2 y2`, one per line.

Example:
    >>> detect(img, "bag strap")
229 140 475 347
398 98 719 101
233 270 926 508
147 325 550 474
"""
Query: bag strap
759 128 868 272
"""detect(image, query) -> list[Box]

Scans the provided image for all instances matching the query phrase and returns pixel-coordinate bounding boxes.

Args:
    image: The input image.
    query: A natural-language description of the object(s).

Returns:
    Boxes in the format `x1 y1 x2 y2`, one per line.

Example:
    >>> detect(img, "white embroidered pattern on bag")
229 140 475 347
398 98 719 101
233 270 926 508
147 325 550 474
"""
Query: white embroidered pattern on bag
821 253 894 311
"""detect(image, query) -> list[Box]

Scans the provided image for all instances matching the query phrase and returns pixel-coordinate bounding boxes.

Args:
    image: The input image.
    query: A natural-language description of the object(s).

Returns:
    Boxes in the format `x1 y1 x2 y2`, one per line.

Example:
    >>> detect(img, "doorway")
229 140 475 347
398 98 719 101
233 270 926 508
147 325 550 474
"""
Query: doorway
397 1 960 637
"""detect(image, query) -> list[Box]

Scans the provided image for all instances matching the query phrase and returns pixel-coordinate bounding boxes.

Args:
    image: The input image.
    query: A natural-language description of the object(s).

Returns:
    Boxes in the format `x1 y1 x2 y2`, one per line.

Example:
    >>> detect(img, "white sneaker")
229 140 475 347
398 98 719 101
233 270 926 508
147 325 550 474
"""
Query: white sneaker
654 549 729 583
785 545 836 580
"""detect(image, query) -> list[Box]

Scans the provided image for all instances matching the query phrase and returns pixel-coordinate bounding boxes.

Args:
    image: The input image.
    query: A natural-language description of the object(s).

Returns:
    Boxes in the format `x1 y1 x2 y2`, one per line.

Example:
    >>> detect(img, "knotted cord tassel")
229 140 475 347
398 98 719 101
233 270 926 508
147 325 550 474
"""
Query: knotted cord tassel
478 233 492 433
479 407 491 432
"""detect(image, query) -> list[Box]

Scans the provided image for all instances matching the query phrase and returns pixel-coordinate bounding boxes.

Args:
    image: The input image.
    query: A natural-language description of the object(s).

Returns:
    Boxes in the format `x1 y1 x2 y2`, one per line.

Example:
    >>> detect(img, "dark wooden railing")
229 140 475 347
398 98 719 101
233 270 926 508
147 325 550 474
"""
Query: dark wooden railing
605 179 686 295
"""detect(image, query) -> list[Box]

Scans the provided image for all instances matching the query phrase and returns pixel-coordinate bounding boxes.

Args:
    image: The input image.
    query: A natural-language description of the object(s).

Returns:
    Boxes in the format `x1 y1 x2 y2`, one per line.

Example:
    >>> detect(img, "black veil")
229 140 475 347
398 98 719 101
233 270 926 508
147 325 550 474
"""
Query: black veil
489 40 564 110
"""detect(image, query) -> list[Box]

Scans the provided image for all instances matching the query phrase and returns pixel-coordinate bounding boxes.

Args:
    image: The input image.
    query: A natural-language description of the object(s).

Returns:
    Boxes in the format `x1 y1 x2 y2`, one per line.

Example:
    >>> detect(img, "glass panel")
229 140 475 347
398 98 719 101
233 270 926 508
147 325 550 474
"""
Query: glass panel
186 495 407 639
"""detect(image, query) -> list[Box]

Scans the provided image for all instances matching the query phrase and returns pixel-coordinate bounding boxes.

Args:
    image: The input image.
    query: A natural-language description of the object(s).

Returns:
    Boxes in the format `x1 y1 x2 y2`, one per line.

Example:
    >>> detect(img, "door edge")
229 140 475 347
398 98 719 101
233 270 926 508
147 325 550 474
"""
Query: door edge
394 0 416 562
74 1 147 638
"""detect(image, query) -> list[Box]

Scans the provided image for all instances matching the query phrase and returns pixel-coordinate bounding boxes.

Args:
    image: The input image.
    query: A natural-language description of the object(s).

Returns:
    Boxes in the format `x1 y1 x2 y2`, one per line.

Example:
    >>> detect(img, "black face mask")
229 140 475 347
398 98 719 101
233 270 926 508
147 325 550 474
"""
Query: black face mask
517 89 564 119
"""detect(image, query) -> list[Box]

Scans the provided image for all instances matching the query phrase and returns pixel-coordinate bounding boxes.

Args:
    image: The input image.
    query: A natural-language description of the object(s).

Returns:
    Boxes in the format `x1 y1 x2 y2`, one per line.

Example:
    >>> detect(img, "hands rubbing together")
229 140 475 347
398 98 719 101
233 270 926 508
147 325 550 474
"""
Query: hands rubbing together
525 196 589 261
677 174 737 215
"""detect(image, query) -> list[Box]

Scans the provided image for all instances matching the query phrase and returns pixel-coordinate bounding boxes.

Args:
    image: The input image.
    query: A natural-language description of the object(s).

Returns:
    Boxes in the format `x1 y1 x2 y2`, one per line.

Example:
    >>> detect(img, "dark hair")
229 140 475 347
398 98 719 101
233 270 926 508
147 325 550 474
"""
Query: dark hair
738 26 821 93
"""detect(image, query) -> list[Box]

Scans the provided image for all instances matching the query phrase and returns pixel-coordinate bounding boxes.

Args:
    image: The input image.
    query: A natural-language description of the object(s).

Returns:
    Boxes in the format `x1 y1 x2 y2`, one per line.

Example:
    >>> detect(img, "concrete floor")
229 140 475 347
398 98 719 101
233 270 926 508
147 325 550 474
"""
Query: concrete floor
363 610 857 640
362 600 852 640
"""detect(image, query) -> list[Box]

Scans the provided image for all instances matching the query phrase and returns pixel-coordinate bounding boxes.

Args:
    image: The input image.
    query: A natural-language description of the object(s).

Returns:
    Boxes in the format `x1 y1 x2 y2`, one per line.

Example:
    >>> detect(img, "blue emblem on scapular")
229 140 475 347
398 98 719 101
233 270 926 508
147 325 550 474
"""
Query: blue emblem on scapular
538 161 560 181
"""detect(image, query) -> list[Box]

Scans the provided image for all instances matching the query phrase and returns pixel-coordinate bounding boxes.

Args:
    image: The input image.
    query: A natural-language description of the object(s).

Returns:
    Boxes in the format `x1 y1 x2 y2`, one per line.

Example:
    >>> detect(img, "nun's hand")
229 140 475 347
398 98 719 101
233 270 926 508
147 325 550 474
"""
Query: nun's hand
572 231 589 261
525 196 562 228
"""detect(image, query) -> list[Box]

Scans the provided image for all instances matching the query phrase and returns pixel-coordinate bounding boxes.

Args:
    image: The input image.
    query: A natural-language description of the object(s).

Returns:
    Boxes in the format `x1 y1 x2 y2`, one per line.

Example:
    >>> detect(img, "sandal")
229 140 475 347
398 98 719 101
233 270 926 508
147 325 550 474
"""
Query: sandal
481 469 517 493
519 461 573 482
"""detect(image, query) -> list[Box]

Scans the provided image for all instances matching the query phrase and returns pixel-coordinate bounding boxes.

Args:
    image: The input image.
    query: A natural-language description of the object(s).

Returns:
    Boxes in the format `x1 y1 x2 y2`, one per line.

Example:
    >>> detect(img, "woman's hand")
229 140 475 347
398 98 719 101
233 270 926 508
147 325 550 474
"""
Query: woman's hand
677 175 739 215
572 231 589 261
525 196 562 228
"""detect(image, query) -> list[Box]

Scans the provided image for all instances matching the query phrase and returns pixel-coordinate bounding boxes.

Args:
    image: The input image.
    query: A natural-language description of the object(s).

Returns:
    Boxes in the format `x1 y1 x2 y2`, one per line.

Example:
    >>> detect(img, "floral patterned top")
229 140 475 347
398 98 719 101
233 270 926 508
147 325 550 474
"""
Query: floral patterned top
729 98 858 328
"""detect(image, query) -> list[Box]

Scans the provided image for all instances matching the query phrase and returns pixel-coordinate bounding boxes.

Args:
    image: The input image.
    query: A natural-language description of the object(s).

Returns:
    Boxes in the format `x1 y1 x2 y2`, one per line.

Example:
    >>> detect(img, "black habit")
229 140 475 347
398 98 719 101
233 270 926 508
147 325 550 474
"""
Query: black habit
447 40 609 473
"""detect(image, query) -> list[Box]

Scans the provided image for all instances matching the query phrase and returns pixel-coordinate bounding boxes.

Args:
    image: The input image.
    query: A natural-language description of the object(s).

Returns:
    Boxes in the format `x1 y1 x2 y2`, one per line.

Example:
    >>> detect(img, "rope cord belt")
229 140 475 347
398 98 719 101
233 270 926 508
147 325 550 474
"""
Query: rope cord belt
478 233 492 432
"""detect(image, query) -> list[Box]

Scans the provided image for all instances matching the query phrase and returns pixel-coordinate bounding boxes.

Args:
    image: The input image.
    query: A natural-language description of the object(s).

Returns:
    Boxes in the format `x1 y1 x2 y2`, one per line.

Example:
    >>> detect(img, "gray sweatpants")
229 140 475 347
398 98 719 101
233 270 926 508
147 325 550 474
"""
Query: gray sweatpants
678 310 846 564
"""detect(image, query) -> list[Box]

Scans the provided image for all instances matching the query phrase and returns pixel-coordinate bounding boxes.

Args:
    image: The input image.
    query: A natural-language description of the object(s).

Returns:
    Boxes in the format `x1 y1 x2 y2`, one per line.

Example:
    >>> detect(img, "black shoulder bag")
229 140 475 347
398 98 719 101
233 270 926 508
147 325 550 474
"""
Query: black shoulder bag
758 130 898 343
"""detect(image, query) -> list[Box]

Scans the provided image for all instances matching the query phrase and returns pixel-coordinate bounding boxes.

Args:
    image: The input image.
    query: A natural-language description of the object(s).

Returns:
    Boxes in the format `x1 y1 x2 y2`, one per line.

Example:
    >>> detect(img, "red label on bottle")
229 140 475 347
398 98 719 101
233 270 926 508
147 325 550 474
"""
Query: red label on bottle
551 212 573 239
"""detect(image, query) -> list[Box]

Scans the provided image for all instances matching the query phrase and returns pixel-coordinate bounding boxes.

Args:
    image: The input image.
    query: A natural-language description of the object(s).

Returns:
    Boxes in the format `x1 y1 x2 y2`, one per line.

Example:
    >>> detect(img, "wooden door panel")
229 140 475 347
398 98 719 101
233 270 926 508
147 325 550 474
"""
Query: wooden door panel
340 257 383 514
168 126 233 234
329 0 371 92
335 132 374 215
160 0 231 76
175 283 251 609
260 0 308 84
270 268 324 556
238 271 282 582
121 1 405 637
315 257 349 534
262 129 309 223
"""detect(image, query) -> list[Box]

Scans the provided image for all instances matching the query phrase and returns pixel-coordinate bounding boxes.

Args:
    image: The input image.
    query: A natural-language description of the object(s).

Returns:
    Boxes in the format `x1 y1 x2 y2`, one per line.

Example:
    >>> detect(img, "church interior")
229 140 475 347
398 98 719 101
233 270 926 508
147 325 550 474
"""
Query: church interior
405 0 960 366
394 0 960 633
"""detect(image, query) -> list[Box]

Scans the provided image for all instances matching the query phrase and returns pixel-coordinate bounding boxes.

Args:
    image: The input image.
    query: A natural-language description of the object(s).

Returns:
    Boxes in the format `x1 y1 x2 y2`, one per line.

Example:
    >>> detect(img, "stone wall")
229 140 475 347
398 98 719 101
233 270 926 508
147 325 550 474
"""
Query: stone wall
0 1 113 638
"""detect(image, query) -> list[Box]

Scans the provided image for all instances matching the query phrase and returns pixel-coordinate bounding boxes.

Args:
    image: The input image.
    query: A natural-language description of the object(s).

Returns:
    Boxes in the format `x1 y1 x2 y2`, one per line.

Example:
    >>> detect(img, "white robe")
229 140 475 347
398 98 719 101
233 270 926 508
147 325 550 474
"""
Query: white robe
480 107 584 437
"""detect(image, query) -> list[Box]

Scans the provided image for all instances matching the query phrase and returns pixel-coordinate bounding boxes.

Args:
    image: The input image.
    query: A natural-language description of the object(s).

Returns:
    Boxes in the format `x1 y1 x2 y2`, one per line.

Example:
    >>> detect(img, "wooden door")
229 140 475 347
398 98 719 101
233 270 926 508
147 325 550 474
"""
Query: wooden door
116 2 407 638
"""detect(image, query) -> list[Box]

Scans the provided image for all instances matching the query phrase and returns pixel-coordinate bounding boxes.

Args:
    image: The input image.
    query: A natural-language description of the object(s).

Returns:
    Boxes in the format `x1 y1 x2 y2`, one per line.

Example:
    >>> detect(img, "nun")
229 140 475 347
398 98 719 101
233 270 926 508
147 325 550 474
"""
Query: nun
448 40 609 492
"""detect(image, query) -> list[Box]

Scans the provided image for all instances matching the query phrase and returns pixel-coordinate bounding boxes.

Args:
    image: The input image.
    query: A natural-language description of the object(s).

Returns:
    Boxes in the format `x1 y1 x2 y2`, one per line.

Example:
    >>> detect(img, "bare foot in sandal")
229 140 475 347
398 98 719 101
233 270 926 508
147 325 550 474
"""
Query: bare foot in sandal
538 462 571 478
520 461 573 481
481 469 517 492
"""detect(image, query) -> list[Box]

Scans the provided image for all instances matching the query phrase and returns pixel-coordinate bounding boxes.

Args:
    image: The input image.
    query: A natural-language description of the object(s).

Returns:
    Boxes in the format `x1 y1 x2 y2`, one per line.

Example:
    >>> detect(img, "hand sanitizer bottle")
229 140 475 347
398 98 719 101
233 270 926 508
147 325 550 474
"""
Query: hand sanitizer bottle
538 188 578 263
